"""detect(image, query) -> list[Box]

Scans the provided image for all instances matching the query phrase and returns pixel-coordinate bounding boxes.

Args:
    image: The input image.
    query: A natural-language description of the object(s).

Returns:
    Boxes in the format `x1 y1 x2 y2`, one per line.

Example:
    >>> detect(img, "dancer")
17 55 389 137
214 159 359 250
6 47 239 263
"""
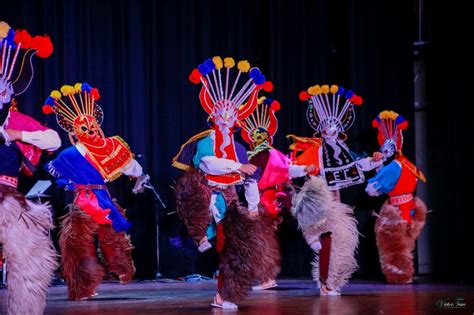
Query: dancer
173 56 276 309
240 96 316 290
0 21 60 315
289 84 381 295
44 82 145 300
366 110 427 284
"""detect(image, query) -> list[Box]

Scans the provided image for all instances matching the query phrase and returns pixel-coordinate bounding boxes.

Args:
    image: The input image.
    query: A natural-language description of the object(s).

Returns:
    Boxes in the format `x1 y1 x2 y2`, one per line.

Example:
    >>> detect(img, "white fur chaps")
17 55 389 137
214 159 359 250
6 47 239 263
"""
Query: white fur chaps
291 176 359 291
0 187 57 315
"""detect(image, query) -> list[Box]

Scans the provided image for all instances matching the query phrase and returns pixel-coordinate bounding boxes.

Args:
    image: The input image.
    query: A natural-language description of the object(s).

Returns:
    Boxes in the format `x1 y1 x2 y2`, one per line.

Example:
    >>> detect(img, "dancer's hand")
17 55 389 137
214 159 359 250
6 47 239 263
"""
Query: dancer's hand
372 151 384 161
132 174 150 194
5 129 22 141
304 164 318 173
239 164 257 175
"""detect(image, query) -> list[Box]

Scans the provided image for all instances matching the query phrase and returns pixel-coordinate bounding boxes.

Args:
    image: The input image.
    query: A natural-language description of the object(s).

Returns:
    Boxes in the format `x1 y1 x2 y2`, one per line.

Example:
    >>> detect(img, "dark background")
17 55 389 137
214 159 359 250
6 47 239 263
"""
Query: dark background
2 0 472 283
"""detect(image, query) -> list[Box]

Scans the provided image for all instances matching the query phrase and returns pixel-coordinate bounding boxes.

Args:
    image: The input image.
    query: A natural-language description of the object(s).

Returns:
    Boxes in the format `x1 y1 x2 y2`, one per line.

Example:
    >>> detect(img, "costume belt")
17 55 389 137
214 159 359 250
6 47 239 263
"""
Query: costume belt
390 193 413 206
0 175 18 188
74 184 108 191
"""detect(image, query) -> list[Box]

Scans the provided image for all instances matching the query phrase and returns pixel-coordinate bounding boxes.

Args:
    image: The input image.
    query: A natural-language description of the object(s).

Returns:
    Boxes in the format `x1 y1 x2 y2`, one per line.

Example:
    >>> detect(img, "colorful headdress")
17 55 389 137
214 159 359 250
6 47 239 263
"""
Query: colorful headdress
299 84 363 134
372 110 408 152
43 82 102 133
189 56 273 159
189 56 273 123
241 96 281 146
0 21 53 104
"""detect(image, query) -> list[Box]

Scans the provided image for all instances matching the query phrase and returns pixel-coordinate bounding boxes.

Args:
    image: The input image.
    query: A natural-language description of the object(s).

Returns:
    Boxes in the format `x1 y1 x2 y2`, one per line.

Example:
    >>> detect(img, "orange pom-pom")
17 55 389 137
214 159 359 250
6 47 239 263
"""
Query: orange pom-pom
30 35 53 58
42 105 54 114
14 29 32 49
90 88 100 101
189 68 202 84
262 81 273 92
299 91 310 101
271 100 281 111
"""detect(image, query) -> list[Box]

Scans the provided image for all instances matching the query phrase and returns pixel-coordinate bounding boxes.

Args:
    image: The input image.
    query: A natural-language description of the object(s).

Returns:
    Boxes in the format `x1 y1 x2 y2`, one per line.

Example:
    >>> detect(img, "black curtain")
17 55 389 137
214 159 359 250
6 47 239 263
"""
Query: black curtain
3 0 442 281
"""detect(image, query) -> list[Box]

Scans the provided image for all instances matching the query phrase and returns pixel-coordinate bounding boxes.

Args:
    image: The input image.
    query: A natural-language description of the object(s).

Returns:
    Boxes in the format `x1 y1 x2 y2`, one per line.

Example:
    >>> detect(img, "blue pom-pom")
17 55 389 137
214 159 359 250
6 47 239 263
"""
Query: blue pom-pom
82 83 92 92
4 29 17 48
395 115 406 124
336 87 345 96
249 68 261 79
198 63 211 75
345 90 354 99
45 96 55 105
263 98 272 105
253 73 266 85
204 58 216 71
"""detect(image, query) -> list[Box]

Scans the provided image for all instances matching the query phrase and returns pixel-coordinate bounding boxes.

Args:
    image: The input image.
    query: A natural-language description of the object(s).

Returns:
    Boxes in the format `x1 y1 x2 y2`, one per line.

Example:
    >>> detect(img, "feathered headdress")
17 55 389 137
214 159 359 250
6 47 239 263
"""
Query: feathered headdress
241 96 280 146
0 21 53 101
372 110 408 151
299 84 363 134
42 82 102 132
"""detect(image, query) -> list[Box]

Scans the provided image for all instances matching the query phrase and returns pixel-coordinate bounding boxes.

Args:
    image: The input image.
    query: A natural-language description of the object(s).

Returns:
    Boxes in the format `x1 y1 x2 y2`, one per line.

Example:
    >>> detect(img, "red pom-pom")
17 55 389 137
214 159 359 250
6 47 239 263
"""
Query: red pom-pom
262 81 273 92
371 119 380 128
299 91 310 101
90 88 101 101
398 120 409 130
271 100 281 111
350 95 363 106
30 35 54 58
14 29 32 49
42 105 54 114
189 68 202 84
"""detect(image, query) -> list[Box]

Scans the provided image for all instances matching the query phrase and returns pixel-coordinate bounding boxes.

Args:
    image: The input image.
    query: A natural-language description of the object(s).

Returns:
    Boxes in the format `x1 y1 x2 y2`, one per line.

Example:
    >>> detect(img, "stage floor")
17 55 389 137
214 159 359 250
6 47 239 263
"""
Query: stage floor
2 279 474 314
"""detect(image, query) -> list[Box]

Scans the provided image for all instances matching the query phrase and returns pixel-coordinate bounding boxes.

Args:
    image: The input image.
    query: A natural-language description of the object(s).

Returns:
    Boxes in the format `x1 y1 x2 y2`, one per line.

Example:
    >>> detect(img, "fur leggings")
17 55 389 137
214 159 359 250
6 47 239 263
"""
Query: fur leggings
58 203 135 300
0 185 57 315
375 197 427 283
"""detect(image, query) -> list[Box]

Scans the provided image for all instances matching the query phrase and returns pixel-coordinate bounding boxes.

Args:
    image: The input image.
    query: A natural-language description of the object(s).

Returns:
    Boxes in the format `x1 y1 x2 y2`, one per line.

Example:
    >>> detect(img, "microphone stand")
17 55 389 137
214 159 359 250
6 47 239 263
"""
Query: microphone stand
133 154 166 280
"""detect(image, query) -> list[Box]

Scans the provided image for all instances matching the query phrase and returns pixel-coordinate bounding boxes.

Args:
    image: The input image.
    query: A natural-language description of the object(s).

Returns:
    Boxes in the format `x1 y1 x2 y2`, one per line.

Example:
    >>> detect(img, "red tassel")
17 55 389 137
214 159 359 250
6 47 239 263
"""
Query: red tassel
372 118 380 128
350 95 363 106
14 29 32 49
30 35 54 58
262 81 273 92
189 68 202 84
90 88 101 101
299 91 310 101
398 120 409 130
270 100 281 111
42 105 54 114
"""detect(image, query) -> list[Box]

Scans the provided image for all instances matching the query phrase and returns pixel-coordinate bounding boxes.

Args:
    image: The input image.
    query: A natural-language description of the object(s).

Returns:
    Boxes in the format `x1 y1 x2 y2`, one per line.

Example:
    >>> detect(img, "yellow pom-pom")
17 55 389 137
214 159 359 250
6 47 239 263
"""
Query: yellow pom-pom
330 85 338 93
237 60 251 72
258 96 266 105
224 57 235 68
387 111 398 120
0 21 10 39
213 56 223 69
380 110 395 119
74 83 82 93
321 85 330 94
308 85 321 95
50 90 62 100
60 85 75 96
